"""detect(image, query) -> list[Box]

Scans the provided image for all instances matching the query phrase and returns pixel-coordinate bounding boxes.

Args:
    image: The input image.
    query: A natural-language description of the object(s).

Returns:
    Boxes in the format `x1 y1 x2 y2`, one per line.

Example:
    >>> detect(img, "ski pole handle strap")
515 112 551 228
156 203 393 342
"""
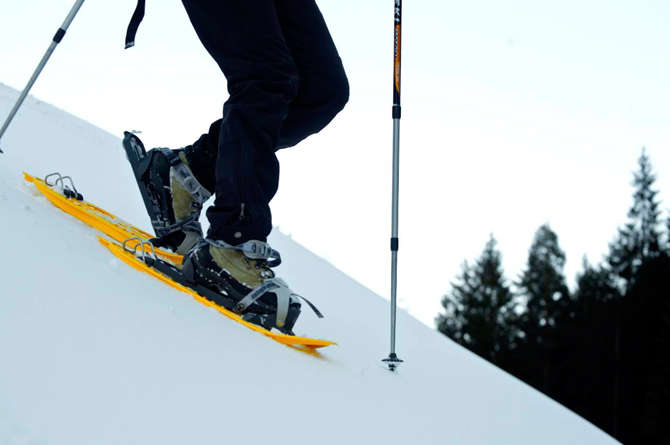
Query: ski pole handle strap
125 0 146 49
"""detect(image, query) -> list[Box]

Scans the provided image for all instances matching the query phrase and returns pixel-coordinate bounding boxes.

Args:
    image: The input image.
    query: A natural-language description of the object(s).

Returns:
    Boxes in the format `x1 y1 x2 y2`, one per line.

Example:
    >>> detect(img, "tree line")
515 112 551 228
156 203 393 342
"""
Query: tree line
436 149 670 444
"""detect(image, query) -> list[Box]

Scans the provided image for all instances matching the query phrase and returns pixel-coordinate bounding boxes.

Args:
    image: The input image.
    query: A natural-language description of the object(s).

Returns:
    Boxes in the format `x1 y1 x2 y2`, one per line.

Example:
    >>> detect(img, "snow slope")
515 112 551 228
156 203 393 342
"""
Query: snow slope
0 83 618 445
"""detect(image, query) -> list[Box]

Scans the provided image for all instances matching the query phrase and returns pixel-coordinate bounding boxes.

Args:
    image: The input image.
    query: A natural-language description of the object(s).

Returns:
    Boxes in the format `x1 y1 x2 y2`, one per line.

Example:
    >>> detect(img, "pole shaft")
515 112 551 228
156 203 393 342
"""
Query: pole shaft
0 0 86 150
388 0 402 361
390 119 400 354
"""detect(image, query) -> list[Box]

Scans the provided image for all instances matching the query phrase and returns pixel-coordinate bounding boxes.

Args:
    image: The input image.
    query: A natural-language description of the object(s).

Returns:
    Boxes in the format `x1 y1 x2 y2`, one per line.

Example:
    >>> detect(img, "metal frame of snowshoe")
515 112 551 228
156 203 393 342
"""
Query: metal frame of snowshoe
123 236 158 266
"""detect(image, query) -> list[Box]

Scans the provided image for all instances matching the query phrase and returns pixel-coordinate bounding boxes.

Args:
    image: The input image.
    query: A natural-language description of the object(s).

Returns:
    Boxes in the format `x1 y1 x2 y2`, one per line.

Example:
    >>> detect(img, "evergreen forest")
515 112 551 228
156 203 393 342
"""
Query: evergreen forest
436 149 670 444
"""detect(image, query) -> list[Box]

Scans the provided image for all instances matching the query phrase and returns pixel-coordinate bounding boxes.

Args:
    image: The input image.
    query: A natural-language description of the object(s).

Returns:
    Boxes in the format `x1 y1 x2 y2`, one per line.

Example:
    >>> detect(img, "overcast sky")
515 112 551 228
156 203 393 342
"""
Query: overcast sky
2 0 669 326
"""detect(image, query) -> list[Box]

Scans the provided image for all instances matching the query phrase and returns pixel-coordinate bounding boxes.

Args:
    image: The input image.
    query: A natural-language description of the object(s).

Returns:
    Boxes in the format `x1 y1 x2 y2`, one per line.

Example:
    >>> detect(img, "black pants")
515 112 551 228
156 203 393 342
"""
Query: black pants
180 0 349 245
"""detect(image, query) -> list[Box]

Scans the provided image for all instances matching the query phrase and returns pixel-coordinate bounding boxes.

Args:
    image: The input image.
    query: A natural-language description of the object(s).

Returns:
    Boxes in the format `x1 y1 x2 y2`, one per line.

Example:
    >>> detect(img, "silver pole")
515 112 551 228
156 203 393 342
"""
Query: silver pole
390 120 400 354
0 0 86 153
383 0 404 371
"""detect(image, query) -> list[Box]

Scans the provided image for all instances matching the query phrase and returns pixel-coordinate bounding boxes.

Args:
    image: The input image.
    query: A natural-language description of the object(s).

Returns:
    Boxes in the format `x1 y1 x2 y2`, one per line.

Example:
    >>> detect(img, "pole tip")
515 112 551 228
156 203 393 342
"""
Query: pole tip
382 353 404 372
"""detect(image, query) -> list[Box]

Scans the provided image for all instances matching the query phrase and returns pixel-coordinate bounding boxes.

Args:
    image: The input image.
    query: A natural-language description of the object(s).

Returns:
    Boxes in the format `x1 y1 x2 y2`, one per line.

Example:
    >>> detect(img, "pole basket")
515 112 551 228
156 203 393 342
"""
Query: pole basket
383 353 404 372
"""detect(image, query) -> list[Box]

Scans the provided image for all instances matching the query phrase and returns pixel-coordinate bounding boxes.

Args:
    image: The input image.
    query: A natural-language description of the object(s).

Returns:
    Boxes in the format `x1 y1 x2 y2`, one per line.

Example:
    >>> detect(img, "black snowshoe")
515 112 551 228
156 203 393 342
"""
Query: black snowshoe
181 241 303 334
122 131 211 254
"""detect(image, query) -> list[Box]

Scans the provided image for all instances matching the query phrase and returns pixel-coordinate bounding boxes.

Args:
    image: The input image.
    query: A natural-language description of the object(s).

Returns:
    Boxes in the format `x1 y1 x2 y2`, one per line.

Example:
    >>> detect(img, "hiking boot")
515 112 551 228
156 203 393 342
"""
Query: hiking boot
182 240 304 334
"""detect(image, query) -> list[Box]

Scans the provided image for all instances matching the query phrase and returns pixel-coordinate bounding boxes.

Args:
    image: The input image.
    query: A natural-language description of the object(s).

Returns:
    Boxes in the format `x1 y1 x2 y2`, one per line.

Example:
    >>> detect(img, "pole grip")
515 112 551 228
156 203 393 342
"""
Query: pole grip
393 0 402 107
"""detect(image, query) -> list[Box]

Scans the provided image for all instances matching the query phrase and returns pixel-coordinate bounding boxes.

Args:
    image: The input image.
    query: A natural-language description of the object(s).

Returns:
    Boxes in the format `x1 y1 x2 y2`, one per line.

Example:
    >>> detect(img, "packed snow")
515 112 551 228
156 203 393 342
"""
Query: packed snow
0 83 618 444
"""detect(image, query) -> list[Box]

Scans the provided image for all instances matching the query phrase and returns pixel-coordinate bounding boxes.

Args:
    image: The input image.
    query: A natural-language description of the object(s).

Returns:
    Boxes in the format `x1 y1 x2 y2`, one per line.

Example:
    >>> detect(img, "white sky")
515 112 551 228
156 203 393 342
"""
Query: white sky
1 0 670 326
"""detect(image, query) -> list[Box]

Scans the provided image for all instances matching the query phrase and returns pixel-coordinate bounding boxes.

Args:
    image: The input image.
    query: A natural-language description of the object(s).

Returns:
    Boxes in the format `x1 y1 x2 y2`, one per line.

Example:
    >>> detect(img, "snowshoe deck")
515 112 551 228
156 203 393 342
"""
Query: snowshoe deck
24 172 183 265
24 172 334 350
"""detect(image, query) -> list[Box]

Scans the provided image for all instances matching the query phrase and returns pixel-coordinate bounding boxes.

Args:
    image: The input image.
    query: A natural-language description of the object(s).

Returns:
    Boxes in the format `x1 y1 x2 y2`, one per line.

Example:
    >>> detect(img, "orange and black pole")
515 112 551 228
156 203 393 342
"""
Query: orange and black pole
383 0 404 372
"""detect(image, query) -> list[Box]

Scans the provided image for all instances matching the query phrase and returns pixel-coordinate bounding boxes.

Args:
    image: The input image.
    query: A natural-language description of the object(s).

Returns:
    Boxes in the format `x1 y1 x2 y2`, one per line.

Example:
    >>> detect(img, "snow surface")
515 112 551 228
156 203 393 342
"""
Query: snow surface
0 83 618 445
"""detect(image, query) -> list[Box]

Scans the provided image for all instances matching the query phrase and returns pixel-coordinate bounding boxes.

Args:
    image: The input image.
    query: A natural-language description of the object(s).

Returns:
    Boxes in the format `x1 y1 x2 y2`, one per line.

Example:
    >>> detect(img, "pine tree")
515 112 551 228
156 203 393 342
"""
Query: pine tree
568 257 622 434
608 148 662 290
575 257 620 304
516 224 571 392
436 235 517 361
518 224 571 337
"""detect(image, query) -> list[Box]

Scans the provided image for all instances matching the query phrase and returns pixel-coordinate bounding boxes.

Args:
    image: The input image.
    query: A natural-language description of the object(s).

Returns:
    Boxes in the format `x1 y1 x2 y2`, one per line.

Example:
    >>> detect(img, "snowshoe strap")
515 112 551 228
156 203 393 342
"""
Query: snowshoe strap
208 239 282 268
295 294 324 319
160 213 202 236
156 148 212 206
176 230 203 255
234 279 292 328
234 278 323 328
151 214 203 250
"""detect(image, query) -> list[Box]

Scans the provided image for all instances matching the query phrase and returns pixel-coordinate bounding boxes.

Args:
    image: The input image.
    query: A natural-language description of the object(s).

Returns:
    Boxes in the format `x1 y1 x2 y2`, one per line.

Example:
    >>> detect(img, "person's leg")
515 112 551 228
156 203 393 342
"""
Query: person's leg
183 0 348 178
182 120 219 195
181 0 299 245
275 0 349 149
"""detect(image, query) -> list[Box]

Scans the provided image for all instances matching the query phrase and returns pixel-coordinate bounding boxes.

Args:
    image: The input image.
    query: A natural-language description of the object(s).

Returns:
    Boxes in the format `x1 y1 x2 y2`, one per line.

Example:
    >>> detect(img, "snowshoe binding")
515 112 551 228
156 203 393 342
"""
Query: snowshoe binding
122 131 211 254
182 239 323 335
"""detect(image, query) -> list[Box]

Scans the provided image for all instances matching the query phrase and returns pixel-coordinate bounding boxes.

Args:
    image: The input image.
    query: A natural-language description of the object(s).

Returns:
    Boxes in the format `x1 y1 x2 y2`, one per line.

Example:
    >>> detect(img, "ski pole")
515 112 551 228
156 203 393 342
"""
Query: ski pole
383 0 404 372
0 0 86 153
